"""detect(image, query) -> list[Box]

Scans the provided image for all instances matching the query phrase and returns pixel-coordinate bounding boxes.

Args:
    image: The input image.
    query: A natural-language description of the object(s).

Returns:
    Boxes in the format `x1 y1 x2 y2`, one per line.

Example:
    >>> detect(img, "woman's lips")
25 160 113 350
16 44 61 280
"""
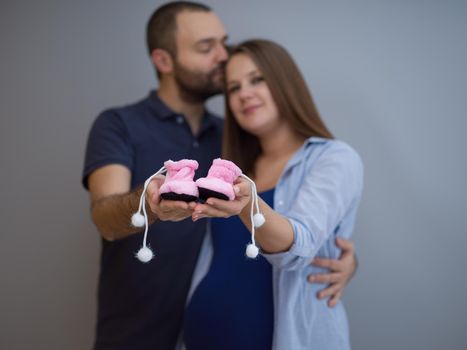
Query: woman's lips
243 105 261 114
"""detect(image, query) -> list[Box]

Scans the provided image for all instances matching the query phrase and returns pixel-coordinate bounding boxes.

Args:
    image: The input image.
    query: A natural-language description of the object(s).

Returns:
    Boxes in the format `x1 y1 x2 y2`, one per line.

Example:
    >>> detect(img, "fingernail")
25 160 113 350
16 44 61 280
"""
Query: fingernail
207 200 213 205
308 276 314 282
234 186 240 193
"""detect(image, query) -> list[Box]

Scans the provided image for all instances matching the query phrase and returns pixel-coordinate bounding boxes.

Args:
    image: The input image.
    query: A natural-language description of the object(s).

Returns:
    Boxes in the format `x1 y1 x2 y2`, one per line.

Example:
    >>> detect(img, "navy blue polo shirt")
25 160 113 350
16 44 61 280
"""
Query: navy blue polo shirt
82 91 223 350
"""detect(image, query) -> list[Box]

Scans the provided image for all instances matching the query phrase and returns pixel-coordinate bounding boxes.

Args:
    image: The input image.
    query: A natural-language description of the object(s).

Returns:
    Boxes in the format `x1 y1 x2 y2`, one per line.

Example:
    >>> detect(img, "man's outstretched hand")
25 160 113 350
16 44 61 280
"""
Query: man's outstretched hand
146 176 197 222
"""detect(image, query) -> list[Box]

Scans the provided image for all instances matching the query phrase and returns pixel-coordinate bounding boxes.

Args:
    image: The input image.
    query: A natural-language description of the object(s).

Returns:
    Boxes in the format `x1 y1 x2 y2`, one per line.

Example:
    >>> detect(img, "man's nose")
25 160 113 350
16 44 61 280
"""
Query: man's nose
215 43 229 63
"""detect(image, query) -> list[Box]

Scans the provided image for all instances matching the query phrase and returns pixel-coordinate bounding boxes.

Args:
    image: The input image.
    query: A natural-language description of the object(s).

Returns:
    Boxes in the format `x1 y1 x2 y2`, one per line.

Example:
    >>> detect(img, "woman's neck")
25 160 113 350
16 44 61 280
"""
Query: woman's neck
258 126 306 160
252 127 306 190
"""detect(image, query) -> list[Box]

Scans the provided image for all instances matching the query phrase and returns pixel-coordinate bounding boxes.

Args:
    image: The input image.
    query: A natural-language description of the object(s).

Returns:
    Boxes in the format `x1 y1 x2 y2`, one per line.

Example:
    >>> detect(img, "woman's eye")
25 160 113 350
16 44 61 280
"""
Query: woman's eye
227 85 240 94
251 76 264 84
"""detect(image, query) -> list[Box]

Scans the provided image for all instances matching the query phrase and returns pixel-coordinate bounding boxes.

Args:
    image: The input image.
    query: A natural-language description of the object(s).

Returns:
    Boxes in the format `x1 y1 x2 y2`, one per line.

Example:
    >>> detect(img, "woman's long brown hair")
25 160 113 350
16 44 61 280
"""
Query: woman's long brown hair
222 39 333 176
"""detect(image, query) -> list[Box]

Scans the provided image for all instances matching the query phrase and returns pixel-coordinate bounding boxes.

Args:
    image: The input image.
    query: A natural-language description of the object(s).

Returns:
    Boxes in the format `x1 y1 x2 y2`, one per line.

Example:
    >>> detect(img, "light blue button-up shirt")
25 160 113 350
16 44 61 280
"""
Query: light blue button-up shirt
185 137 364 350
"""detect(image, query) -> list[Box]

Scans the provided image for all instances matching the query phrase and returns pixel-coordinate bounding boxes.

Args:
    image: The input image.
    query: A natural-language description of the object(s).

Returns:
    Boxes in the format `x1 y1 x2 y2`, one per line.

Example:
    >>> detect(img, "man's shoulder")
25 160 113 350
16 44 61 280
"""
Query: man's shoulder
92 94 162 133
101 95 151 119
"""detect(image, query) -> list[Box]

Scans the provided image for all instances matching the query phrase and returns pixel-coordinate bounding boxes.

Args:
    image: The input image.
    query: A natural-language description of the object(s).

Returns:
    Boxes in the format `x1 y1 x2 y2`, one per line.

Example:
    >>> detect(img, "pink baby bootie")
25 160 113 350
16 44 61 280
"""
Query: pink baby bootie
159 159 199 202
132 158 266 262
195 158 242 201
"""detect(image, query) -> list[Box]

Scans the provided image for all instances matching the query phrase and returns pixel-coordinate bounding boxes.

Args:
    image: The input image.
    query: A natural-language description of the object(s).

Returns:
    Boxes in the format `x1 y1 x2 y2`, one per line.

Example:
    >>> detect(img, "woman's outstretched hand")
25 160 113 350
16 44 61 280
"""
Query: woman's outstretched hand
192 177 252 221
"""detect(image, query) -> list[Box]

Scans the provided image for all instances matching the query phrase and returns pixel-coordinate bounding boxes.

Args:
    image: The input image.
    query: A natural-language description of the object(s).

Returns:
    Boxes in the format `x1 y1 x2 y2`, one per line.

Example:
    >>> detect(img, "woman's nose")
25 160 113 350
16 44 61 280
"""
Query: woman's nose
238 85 253 100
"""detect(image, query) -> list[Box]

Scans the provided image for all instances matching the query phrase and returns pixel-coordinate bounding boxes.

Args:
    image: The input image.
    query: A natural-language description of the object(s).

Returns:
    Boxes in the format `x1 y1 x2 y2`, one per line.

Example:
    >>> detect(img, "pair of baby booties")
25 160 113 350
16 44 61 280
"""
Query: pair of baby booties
159 158 241 203
132 158 265 263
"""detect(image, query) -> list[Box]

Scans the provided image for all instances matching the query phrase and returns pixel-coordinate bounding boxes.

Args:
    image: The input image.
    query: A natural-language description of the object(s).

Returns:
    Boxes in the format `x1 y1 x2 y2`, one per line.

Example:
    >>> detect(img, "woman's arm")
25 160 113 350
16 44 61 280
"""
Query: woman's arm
192 142 363 267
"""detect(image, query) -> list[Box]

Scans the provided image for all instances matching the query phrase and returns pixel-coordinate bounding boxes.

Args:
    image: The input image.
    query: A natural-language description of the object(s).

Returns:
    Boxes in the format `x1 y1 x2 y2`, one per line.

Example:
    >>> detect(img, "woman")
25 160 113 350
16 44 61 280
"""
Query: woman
183 39 363 350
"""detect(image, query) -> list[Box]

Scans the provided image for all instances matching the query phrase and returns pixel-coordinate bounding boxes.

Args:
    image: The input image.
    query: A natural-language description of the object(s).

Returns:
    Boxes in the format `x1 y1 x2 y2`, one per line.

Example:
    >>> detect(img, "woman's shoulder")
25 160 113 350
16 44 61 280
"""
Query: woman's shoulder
304 137 363 169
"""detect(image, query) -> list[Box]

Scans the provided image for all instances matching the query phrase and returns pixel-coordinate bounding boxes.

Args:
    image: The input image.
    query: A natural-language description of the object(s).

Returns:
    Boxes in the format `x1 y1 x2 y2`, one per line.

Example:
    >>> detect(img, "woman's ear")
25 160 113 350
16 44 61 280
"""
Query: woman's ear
150 49 174 75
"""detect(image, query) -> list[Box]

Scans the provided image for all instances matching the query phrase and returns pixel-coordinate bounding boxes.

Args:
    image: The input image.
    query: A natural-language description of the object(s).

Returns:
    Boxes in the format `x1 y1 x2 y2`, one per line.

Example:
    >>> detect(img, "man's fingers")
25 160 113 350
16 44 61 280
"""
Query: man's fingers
146 182 160 203
317 283 342 300
308 272 341 284
153 174 165 183
327 290 342 308
335 237 354 253
311 257 341 271
148 176 165 191
160 200 189 211
156 200 196 222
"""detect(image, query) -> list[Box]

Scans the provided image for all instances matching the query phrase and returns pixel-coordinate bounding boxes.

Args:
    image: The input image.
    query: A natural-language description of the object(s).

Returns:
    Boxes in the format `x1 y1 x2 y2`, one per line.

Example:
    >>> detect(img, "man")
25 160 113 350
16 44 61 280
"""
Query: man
83 2 357 349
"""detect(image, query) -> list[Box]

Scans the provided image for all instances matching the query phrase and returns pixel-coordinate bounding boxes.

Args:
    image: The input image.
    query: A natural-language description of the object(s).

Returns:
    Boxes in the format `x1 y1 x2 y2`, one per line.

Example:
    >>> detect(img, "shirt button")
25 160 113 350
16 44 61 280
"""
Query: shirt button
176 116 184 124
192 140 199 148
278 200 284 206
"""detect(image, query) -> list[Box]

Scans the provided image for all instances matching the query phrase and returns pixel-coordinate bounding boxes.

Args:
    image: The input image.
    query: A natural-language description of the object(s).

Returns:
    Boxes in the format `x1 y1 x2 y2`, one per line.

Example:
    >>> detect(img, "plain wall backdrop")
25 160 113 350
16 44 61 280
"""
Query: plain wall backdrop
1 0 466 349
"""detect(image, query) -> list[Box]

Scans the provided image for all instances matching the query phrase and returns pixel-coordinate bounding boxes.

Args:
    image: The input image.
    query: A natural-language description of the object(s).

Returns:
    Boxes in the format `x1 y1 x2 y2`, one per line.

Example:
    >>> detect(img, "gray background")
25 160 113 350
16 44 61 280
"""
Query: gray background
1 0 466 349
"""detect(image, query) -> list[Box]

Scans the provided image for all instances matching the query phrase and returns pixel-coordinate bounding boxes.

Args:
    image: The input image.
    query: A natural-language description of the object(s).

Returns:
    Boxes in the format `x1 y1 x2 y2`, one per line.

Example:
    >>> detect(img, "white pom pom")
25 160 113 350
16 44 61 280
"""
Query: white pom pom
246 243 259 258
253 213 265 228
136 246 154 263
131 213 145 227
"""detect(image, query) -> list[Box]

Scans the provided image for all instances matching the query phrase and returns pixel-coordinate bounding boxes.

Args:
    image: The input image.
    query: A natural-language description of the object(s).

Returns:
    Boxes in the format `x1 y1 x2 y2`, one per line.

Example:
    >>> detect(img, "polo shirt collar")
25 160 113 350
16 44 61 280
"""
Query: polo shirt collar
146 90 219 127
146 90 176 120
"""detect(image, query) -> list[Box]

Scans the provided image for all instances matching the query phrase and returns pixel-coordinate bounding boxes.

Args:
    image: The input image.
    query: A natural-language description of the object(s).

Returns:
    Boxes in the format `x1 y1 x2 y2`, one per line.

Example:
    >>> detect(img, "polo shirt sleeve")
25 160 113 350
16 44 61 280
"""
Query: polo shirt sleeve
262 142 364 270
82 110 134 190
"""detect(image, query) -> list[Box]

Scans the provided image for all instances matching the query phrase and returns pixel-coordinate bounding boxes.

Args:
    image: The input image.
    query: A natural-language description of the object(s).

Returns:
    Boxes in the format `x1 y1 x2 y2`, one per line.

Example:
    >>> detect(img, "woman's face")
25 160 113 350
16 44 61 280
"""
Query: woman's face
226 53 281 136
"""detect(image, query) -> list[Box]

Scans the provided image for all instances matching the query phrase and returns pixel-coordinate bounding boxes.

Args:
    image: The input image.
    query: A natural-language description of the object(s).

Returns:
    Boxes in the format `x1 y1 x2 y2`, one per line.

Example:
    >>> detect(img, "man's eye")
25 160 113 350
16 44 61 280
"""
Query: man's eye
198 45 213 53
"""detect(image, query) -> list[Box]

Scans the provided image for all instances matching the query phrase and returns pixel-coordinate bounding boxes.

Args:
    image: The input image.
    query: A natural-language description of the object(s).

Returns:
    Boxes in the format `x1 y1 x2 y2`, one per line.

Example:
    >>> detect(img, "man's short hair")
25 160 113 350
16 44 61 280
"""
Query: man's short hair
146 1 212 56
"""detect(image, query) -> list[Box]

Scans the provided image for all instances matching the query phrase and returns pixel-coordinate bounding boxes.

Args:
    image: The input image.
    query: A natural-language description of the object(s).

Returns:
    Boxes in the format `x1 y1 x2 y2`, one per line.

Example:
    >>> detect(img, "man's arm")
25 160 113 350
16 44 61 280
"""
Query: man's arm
307 237 357 308
88 164 197 241
88 164 154 241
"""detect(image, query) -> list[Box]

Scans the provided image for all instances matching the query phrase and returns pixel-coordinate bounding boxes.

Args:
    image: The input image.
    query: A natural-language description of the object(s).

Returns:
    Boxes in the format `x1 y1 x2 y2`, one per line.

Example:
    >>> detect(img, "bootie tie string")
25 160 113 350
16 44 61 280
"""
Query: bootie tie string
239 174 266 258
131 161 267 262
131 165 167 263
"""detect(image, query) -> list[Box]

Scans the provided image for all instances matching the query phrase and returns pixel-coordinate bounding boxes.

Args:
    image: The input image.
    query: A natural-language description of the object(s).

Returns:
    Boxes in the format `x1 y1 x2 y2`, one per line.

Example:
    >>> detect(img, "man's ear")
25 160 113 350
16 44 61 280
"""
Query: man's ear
150 49 174 74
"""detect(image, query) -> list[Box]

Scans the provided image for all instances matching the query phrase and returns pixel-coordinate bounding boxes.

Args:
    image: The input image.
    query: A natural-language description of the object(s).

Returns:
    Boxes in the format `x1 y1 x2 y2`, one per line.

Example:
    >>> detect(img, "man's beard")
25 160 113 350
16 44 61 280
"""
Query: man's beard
173 60 225 103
